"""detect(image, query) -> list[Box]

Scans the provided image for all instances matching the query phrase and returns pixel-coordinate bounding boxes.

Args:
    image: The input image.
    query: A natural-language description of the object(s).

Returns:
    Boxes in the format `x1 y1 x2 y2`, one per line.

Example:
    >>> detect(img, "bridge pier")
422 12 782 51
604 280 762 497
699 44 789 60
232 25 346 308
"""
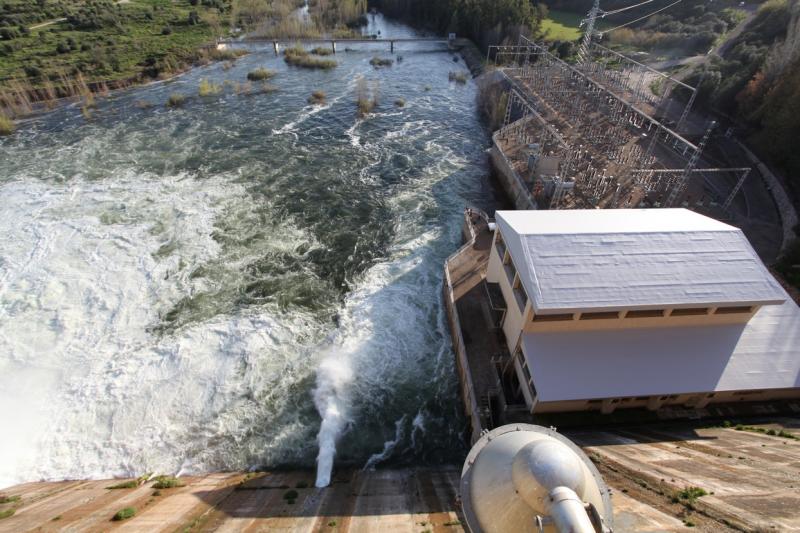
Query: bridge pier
331 40 336 54
273 41 279 55
390 40 394 53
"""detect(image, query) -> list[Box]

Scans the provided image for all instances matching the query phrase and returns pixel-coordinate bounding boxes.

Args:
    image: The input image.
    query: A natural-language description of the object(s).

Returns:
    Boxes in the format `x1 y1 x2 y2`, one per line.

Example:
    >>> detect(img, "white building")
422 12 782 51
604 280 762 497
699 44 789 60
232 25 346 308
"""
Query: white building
486 209 800 414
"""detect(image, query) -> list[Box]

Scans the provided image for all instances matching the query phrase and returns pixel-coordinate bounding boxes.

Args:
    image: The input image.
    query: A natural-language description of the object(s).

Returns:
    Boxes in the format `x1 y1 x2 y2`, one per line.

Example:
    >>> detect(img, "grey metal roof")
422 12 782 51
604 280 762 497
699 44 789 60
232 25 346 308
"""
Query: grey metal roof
495 209 786 313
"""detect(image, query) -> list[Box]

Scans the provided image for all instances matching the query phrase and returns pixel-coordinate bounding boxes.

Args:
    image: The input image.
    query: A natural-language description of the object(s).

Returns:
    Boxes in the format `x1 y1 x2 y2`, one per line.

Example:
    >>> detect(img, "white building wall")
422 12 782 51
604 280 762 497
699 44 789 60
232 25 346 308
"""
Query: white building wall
487 233 503 285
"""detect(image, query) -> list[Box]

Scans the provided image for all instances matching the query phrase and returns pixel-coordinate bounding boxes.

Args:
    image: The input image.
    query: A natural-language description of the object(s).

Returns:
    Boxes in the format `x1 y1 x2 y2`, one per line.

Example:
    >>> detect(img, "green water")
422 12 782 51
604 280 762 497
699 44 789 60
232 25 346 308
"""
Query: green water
0 15 499 487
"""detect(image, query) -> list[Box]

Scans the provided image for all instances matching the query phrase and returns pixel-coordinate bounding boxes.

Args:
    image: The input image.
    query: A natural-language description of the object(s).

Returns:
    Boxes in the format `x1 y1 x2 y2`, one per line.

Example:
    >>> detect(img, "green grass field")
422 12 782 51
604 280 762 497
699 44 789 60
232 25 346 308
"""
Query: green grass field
0 0 225 86
539 10 611 42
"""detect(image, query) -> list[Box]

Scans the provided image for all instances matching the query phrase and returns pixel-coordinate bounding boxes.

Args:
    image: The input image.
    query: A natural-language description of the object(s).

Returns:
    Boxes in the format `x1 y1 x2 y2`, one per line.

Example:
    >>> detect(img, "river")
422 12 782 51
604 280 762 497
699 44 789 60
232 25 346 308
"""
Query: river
0 14 499 488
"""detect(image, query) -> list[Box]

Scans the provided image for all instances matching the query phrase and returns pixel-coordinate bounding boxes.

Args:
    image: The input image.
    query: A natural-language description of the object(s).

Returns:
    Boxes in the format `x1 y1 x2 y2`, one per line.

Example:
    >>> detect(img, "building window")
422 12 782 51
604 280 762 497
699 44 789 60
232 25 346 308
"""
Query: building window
514 348 537 404
504 256 517 287
579 311 620 320
517 350 533 387
513 276 528 313
625 309 664 318
495 231 507 262
715 306 753 315
533 313 574 322
670 307 709 316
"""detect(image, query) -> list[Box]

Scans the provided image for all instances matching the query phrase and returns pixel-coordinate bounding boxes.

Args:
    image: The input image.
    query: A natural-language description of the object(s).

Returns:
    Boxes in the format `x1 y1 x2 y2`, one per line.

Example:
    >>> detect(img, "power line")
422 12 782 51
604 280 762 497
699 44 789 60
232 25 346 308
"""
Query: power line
600 0 684 35
602 0 657 17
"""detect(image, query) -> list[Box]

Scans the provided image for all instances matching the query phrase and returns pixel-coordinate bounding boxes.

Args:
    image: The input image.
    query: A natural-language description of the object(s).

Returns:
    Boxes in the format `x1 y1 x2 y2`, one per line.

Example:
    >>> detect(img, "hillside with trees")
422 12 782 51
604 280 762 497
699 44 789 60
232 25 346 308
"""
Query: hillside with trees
368 0 546 50
548 0 751 56
709 0 800 200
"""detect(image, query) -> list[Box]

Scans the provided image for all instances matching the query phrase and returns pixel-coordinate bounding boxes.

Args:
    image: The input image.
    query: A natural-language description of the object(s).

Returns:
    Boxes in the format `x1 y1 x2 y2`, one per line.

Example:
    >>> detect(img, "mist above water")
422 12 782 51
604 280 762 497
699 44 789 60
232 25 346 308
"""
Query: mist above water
0 14 497 489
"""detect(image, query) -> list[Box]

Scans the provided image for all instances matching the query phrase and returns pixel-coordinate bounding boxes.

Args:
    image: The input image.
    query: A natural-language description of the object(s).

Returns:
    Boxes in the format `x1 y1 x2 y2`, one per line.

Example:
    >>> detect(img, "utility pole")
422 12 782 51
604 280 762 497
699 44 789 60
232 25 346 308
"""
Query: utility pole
676 72 704 132
666 120 715 207
721 168 751 212
577 0 601 65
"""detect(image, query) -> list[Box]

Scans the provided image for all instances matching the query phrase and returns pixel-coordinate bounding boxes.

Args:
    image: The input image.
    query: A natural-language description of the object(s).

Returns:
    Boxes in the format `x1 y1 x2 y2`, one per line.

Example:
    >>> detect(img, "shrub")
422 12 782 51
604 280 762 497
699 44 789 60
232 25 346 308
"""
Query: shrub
369 56 393 67
152 476 185 489
198 78 221 96
260 82 278 93
0 27 20 40
56 41 71 54
449 71 468 84
356 76 378 117
0 113 14 136
108 480 139 489
284 46 336 69
246 67 275 81
286 54 337 69
166 93 186 108
161 25 172 35
283 44 307 57
311 46 333 56
394 98 405 107
0 509 15 520
676 486 707 502
308 90 326 104
209 48 247 61
112 507 135 521
0 495 20 504
283 489 298 500
234 81 252 95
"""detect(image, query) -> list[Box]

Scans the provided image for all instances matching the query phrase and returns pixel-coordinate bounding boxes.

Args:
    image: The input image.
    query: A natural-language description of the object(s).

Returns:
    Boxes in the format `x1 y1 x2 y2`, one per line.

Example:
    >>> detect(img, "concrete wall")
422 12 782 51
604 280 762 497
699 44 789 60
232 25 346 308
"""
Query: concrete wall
443 266 485 444
736 140 798 253
490 139 537 211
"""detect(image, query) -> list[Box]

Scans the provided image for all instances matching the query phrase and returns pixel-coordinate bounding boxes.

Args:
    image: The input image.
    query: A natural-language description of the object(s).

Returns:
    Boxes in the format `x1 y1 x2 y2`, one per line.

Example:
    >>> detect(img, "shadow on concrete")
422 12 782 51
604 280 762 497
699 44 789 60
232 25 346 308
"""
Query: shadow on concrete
189 467 464 523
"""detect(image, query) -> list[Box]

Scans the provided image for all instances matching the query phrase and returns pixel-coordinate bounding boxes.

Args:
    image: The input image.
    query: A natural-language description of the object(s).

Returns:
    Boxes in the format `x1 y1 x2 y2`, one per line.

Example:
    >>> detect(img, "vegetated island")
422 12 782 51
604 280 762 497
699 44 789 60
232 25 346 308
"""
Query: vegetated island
0 0 366 121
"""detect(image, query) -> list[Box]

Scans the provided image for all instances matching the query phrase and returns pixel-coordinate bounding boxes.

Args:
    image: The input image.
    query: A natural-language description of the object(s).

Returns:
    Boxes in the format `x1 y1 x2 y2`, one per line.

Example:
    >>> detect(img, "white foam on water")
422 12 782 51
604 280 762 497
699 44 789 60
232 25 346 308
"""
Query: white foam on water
410 409 426 450
363 415 407 471
272 92 347 135
0 172 324 488
313 221 446 486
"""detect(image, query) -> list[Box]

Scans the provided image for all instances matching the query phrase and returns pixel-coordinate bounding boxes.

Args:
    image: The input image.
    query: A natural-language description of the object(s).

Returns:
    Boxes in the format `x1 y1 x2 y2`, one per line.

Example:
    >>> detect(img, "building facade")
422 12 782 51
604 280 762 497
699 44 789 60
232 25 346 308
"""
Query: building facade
485 209 800 414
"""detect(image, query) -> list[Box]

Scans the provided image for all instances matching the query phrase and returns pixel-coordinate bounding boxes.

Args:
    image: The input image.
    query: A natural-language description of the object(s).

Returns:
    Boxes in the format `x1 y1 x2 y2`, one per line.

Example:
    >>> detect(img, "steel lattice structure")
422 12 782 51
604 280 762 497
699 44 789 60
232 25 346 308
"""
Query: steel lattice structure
485 35 750 213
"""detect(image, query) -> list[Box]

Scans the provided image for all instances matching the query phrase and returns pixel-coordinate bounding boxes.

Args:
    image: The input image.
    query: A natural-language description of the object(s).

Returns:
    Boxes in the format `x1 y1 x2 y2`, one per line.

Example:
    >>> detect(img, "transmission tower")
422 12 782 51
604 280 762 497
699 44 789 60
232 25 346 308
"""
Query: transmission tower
676 72 704 132
666 120 716 207
577 0 601 64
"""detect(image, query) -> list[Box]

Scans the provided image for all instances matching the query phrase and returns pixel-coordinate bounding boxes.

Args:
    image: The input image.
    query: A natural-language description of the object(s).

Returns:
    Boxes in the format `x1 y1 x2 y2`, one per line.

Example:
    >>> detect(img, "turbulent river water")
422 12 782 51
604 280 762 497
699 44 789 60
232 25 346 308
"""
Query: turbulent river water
0 15 499 488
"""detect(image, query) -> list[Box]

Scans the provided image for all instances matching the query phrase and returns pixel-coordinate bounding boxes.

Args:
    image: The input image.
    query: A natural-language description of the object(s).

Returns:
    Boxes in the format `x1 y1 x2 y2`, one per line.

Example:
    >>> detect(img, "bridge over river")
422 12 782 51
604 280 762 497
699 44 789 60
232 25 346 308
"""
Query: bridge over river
216 37 456 54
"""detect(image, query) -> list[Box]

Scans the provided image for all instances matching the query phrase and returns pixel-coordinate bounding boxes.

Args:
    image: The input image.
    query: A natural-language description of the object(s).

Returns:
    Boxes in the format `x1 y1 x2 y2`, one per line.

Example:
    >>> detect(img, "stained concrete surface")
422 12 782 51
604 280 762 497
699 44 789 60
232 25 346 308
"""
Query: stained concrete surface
1 419 798 532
